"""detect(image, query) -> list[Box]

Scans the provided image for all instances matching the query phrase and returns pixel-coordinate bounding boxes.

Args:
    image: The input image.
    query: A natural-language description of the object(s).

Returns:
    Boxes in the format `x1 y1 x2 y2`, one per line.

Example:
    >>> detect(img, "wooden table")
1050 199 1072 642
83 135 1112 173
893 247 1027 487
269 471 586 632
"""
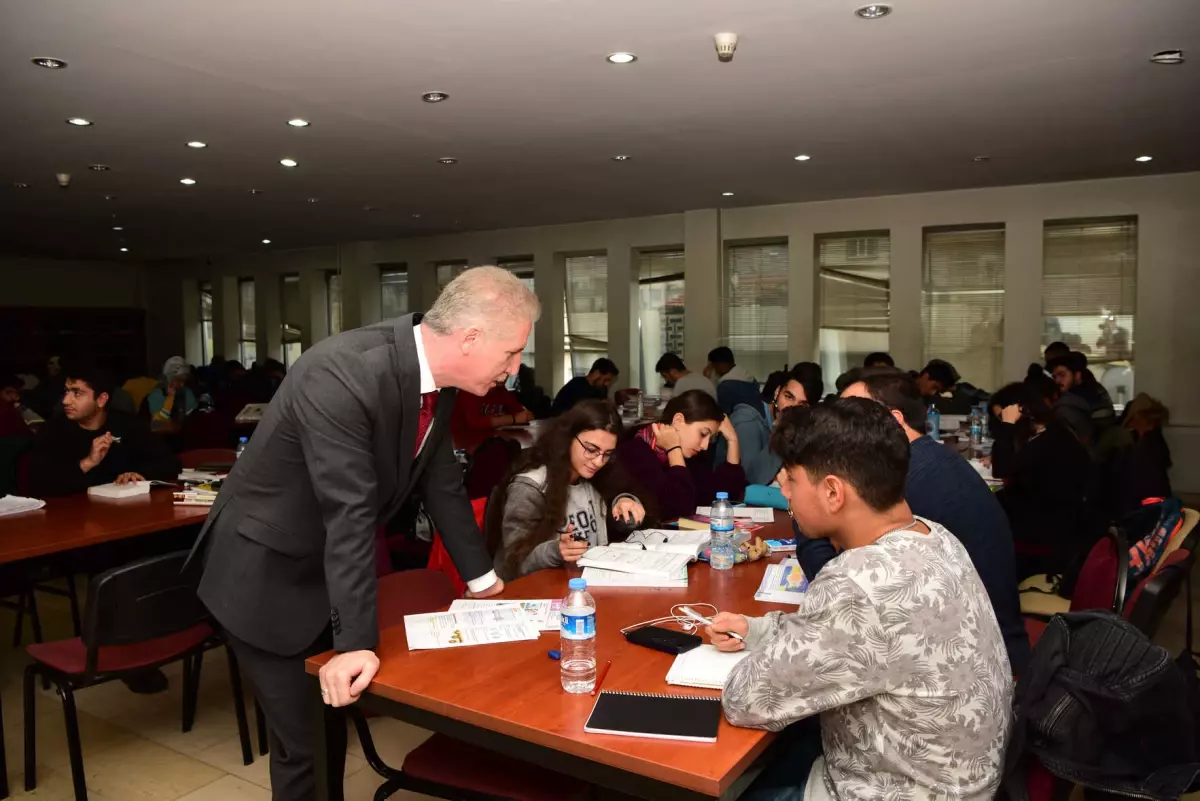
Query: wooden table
308 512 796 801
0 490 210 564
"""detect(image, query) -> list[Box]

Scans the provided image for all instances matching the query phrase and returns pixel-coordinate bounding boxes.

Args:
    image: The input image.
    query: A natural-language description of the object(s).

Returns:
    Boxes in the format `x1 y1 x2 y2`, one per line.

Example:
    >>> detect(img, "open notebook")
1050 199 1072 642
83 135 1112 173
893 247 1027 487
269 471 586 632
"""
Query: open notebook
609 529 710 559
584 690 722 742
665 644 749 691
577 546 693 578
580 567 688 589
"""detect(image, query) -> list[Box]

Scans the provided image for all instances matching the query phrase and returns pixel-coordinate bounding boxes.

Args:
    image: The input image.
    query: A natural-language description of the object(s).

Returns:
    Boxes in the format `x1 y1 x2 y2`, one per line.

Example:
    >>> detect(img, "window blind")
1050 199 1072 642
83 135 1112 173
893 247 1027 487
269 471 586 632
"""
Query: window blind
564 254 608 376
725 243 789 381
921 225 1005 391
638 250 685 393
817 232 890 390
380 265 408 319
1043 217 1136 362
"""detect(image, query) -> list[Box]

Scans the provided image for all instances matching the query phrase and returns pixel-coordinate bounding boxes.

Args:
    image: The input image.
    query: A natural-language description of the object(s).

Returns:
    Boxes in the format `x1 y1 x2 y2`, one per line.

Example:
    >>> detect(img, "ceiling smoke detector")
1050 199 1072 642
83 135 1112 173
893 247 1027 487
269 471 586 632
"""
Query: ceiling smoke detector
714 32 738 63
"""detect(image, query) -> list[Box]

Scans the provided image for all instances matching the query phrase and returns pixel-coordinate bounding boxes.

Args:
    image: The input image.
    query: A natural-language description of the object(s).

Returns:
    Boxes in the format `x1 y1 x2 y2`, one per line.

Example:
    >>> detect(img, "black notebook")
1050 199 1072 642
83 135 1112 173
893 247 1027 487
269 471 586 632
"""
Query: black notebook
584 690 722 743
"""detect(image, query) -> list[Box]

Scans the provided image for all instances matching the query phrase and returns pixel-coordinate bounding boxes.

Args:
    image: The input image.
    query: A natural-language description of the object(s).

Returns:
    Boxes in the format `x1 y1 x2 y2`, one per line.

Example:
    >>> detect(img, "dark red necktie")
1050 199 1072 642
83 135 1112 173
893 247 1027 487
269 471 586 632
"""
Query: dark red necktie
415 391 438 456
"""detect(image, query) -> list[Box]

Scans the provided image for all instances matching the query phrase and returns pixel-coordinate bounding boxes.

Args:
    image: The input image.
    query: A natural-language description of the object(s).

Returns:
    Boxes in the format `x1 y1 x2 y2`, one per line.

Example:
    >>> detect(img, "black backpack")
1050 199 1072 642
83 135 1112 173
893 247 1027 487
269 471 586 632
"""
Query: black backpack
1004 610 1200 800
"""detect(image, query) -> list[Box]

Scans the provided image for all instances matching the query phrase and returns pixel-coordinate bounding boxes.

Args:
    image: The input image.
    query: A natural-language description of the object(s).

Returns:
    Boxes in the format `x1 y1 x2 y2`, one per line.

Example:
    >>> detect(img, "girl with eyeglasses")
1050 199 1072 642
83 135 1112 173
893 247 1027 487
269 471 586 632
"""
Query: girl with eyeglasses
488 400 646 581
615 389 746 521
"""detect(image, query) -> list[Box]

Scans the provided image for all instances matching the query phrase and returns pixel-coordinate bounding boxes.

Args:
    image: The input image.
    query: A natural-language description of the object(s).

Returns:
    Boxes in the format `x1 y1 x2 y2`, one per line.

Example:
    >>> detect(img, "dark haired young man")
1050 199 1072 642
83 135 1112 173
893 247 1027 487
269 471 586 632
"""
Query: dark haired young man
550 357 619 416
27 363 180 496
912 359 957 399
1048 351 1115 433
654 352 716 399
863 351 894 368
708 399 1011 801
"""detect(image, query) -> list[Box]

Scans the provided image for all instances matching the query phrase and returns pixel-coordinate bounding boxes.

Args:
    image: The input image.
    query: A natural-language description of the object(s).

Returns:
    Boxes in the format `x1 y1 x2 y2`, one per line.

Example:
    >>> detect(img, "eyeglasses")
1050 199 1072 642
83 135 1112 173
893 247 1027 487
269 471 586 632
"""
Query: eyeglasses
575 436 615 464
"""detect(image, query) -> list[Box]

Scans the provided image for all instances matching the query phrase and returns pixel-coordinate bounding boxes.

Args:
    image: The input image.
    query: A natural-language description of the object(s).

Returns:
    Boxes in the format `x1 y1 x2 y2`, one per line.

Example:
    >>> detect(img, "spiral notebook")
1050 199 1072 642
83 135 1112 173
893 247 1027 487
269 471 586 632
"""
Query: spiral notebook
583 690 722 742
665 644 749 690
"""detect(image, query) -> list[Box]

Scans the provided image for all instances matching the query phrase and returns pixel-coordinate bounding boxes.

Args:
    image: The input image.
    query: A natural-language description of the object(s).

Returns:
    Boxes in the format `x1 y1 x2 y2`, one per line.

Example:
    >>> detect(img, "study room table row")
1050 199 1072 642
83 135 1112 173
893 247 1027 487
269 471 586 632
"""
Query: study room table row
309 510 798 801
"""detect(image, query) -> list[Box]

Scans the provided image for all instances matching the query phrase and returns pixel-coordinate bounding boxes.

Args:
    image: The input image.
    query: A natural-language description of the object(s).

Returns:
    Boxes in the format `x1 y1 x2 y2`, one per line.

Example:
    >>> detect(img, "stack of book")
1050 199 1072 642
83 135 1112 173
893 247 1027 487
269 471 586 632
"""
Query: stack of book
173 487 218 507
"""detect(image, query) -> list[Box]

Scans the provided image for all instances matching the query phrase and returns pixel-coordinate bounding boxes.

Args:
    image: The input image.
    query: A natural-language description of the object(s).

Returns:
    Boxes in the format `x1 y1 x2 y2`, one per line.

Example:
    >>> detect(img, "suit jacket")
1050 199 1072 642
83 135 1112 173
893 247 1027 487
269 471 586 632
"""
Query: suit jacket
192 314 493 656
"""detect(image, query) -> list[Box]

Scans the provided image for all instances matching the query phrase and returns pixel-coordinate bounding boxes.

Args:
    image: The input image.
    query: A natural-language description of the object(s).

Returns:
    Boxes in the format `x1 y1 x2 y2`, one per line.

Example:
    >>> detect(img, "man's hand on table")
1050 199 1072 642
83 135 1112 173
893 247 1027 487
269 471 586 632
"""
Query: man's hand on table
466 577 506 598
319 649 380 707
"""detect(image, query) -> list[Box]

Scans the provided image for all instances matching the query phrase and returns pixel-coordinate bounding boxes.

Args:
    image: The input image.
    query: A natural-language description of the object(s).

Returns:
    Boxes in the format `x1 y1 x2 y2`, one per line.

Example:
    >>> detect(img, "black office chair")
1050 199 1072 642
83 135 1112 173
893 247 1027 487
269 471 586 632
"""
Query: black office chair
22 550 256 801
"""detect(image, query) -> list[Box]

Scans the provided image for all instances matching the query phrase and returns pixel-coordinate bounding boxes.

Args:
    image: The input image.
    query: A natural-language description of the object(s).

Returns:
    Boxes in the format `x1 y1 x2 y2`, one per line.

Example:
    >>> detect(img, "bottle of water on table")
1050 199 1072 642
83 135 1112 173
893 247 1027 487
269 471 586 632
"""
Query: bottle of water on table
709 492 736 571
235 436 248 459
926 405 941 441
560 578 597 694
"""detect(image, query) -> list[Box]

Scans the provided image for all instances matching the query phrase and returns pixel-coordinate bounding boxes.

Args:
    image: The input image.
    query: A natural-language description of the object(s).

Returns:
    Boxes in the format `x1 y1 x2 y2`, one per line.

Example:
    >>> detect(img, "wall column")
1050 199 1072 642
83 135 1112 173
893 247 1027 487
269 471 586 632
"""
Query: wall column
606 237 637 392
683 209 721 373
889 224 923 371
214 276 240 363
1004 215 1044 383
786 227 817 365
534 249 566 392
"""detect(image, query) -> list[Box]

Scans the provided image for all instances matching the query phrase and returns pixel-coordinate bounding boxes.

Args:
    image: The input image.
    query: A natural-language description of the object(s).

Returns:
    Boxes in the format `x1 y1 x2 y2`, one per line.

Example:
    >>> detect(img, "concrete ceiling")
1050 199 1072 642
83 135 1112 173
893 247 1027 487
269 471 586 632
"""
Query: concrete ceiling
1 0 1196 262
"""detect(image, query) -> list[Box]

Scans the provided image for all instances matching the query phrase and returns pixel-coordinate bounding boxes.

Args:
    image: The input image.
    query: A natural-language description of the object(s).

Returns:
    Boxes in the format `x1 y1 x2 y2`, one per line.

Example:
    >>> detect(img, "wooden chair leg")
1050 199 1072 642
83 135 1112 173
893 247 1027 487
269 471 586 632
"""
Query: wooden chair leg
255 699 269 756
224 645 254 766
22 665 38 792
60 687 88 801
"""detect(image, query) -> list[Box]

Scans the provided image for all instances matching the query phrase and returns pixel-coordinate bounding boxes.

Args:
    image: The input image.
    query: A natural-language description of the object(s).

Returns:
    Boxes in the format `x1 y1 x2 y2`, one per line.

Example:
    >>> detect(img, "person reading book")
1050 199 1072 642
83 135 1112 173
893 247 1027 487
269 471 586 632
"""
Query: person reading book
488 400 645 580
614 389 745 520
707 399 1011 801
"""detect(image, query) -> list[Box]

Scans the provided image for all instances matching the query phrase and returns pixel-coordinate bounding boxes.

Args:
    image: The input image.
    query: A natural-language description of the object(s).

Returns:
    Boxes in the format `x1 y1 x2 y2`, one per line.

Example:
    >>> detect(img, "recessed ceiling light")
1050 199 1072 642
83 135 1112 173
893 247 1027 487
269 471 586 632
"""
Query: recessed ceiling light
32 57 68 69
1135 155 1153 162
13 182 30 189
249 188 264 194
612 155 631 161
112 226 123 231
854 4 892 18
972 155 991 162
411 213 422 219
793 154 812 161
186 141 207 149
287 118 310 127
119 247 129 252
438 157 458 165
88 164 111 171
66 117 92 127
606 52 637 64
262 239 272 244
180 177 197 185
279 158 298 167
422 91 449 103
1150 49 1184 65
722 192 735 197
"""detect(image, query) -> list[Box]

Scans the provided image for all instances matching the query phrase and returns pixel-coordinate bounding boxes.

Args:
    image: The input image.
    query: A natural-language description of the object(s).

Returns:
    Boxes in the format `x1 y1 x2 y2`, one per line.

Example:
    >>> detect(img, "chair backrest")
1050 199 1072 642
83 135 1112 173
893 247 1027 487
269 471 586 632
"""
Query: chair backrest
1124 549 1193 638
82 550 209 674
1069 528 1129 613
426 497 489 597
464 437 520 500
179 448 238 469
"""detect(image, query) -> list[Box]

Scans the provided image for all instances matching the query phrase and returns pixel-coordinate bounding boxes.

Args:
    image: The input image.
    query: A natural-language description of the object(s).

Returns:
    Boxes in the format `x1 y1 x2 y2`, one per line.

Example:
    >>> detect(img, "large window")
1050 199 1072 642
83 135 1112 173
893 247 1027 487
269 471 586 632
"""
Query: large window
435 260 467 292
499 257 536 369
238 278 257 367
638 250 685 393
922 225 1005 391
380 264 408 319
280 274 303 368
564 254 608 378
199 280 213 366
1043 217 1137 405
725 243 789 383
326 270 343 336
818 232 890 393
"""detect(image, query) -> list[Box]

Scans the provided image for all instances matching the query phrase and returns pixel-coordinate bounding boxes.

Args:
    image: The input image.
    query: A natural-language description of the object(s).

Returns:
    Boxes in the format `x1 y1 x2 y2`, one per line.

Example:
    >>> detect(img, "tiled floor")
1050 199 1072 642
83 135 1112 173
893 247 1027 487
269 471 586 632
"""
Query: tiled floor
0 587 439 800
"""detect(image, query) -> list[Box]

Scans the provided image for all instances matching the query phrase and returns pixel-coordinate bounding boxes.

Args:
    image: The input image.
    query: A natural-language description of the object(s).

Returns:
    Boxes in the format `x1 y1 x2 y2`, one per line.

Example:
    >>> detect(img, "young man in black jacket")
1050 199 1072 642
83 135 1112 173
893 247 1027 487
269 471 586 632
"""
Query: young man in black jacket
27 362 180 496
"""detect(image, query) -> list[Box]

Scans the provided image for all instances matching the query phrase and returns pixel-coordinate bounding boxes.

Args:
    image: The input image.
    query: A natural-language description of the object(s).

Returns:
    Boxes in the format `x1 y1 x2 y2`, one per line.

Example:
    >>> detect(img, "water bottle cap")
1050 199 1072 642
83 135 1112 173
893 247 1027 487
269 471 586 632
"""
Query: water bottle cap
568 578 587 591
716 492 729 500
238 437 248 443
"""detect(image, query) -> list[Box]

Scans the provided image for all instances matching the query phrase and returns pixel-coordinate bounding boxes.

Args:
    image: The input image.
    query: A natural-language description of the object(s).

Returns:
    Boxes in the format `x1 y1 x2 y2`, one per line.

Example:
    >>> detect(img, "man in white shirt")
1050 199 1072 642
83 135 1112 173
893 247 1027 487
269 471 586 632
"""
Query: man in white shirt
655 353 716 399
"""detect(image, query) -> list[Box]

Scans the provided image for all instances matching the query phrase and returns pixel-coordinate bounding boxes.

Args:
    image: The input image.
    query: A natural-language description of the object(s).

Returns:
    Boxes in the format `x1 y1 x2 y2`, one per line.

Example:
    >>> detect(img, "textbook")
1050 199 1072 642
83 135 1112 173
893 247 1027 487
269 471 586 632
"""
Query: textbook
88 481 151 499
609 529 710 559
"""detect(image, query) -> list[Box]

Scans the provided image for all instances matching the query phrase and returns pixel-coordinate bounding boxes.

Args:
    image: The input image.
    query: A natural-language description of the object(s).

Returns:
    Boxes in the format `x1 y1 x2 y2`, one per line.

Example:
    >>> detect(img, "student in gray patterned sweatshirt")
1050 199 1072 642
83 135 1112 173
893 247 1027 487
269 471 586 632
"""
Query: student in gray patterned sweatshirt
708 399 1011 801
487 400 645 581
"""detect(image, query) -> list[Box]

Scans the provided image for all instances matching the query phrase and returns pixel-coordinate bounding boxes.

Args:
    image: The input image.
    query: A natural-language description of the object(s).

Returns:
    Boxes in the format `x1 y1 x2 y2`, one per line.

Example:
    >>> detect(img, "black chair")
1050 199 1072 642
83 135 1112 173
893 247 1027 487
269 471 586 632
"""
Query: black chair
23 550 256 801
1125 548 1194 638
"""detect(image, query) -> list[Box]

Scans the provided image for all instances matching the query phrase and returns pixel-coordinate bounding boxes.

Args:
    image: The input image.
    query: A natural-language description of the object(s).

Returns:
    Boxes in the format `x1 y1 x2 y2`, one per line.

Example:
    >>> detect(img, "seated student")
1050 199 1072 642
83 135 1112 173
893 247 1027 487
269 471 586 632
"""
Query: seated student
615 389 745 520
145 356 198 422
0 375 35 496
709 399 1011 801
450 382 533 444
514 364 553 419
27 362 181 497
840 371 1030 673
488 401 645 581
1 374 39 430
862 351 894 368
989 381 1092 577
911 359 957 400
655 352 716 399
551 358 619 416
1115 393 1172 518
719 364 822 487
705 346 761 416
1043 339 1070 368
1048 351 1116 433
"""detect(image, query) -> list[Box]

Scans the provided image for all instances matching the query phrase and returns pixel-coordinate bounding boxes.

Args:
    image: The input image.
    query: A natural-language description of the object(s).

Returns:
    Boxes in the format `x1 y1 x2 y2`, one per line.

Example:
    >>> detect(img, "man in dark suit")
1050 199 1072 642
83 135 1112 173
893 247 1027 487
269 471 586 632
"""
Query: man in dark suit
191 267 540 800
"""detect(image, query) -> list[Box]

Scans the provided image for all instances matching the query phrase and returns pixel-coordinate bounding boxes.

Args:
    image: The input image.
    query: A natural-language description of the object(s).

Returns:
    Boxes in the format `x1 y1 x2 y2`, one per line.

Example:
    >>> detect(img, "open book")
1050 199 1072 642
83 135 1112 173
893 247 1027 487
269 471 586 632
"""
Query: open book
609 529 710 559
581 566 688 589
665 644 749 691
577 546 693 579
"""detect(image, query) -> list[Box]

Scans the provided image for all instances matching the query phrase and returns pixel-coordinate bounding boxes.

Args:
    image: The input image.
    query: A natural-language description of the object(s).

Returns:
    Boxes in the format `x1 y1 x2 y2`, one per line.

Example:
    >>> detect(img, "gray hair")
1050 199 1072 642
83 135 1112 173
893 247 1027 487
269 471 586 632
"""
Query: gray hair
423 266 541 334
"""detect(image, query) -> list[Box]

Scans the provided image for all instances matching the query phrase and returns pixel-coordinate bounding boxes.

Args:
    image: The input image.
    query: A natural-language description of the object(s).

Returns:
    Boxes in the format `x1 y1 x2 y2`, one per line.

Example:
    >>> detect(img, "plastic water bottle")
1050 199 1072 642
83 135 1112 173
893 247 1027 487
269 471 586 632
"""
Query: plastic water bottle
560 578 597 694
235 437 248 459
969 406 983 445
978 403 989 440
926 405 941 440
709 492 736 571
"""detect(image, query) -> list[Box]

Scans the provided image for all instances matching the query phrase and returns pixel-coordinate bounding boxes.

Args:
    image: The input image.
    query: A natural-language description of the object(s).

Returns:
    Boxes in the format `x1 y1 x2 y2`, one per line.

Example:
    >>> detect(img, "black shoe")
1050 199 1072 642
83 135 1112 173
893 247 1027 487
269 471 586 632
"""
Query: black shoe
122 668 169 694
